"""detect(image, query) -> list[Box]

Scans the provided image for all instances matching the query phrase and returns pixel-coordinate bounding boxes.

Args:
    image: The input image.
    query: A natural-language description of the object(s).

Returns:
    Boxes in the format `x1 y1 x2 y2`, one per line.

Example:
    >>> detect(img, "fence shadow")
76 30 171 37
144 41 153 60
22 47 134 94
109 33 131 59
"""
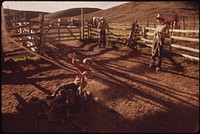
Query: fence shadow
2 93 198 133
2 40 199 133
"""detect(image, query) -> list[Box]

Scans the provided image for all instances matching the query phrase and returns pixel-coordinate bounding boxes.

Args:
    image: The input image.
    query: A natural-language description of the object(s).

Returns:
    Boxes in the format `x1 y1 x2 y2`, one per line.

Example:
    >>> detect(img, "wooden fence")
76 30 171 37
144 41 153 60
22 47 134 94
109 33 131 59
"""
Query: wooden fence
140 26 199 61
4 11 199 61
5 12 89 54
88 20 141 47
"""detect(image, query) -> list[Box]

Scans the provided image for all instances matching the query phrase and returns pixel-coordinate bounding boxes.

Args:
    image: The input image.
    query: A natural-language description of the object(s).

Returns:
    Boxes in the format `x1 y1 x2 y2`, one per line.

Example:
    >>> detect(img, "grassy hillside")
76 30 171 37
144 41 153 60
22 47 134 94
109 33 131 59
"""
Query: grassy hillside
42 8 101 19
3 1 199 23
3 8 101 21
3 9 49 21
82 1 199 23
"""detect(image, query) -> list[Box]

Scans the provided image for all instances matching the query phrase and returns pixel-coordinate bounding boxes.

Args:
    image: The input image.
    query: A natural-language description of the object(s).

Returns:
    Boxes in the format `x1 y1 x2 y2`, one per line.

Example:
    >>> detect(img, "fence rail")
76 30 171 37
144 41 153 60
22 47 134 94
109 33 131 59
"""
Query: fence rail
141 26 199 61
4 12 199 61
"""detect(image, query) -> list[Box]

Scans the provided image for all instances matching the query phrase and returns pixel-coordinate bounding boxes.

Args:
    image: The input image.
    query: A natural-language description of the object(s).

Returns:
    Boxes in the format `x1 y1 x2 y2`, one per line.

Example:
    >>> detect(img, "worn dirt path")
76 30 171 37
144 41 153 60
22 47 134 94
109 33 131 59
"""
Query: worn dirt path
2 41 199 133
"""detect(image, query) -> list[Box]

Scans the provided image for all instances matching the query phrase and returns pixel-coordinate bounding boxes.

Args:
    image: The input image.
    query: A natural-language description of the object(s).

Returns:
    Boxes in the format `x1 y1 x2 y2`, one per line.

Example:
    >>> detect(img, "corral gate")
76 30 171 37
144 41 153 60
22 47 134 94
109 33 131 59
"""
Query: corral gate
5 11 89 54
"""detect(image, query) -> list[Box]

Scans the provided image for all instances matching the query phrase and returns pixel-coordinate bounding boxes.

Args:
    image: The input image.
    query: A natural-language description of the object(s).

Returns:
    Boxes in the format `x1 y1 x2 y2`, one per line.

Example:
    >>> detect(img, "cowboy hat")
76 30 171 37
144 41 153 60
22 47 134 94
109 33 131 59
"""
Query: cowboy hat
156 13 165 20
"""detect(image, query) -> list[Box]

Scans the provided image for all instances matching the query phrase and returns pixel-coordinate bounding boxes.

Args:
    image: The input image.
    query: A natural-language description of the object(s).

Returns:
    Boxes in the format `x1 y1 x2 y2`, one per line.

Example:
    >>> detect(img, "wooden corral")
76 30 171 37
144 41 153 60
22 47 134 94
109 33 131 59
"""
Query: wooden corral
3 10 199 61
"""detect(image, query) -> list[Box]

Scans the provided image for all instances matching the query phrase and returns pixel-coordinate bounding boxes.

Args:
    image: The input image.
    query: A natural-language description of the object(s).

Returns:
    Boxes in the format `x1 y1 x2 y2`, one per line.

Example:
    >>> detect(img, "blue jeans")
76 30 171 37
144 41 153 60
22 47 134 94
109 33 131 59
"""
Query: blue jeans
99 30 106 47
150 38 165 68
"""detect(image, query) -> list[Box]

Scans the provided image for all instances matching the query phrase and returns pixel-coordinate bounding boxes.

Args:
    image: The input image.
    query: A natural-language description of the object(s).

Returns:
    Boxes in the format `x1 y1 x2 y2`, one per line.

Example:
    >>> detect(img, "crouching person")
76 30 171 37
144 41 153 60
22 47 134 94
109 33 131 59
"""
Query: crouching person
46 53 93 112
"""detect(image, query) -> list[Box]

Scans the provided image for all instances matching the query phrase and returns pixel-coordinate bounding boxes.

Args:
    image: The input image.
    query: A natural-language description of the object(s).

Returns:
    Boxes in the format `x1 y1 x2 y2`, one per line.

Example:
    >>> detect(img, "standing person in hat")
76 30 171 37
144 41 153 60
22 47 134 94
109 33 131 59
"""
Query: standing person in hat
97 17 109 48
149 13 169 71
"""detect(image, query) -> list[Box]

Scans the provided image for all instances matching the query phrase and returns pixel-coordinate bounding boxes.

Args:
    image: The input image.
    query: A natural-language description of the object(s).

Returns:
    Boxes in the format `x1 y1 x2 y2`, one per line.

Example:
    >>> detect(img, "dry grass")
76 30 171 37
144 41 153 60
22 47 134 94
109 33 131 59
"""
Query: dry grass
83 1 199 23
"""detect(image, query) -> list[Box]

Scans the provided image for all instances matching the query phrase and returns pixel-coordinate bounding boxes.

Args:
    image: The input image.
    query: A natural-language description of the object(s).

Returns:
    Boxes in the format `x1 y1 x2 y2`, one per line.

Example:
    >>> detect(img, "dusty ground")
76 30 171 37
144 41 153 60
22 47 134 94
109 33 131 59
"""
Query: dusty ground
1 41 199 133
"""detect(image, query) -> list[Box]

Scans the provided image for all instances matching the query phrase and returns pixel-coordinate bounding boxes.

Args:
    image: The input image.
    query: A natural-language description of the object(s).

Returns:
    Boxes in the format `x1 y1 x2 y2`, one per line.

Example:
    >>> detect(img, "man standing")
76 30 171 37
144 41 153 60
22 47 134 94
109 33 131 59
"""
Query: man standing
97 17 109 48
149 13 169 71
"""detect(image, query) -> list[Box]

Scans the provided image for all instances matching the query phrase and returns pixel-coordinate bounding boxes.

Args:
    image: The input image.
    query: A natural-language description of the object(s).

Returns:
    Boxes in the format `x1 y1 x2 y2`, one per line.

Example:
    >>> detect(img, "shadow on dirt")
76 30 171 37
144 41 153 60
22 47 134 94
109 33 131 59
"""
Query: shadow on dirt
2 58 75 95
1 93 78 133
1 92 198 133
2 42 199 133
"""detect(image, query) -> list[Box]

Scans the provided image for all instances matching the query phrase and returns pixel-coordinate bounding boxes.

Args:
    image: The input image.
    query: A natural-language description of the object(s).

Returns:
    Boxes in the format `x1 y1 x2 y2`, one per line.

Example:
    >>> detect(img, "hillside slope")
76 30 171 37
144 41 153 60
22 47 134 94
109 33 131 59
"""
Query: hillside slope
3 8 101 21
3 9 49 21
4 1 198 23
82 1 199 23
43 8 101 19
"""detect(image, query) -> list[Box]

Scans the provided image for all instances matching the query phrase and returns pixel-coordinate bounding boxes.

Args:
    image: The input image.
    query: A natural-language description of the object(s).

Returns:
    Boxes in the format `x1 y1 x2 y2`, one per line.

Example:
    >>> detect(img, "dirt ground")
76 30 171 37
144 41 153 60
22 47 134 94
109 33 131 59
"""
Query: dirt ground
1 41 199 133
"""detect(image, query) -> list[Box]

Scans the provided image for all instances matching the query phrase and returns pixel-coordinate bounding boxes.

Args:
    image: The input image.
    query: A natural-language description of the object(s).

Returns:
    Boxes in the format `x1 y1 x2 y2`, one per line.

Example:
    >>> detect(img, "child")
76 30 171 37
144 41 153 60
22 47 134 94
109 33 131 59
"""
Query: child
46 53 93 108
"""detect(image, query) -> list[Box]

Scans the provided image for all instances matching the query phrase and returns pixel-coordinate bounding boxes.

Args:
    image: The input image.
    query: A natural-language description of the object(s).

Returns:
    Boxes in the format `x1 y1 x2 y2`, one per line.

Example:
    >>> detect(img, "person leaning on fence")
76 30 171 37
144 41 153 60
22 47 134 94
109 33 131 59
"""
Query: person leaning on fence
149 13 169 71
46 53 93 109
97 17 109 48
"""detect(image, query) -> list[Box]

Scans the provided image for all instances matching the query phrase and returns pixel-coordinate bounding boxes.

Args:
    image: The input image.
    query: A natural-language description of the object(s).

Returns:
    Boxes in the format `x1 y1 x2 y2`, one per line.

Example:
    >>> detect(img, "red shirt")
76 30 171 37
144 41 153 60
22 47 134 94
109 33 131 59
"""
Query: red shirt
73 60 93 88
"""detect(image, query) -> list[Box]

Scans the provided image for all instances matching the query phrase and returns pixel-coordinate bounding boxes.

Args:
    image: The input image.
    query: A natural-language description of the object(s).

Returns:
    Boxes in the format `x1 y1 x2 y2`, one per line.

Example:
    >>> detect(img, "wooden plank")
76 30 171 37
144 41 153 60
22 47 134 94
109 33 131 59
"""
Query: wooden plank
146 32 154 36
15 38 38 42
179 53 199 61
10 32 40 37
127 20 137 46
80 8 84 39
171 44 199 53
110 33 130 37
140 37 153 43
7 24 30 30
43 27 78 30
110 23 132 26
45 38 77 42
170 29 199 33
146 27 199 33
109 27 131 31
46 35 79 39
171 36 199 42
145 27 155 31
90 29 99 33
108 36 125 41
136 41 152 47
140 37 199 52
137 41 199 61
146 32 199 42
46 31 79 34
39 13 45 54
66 26 79 39
90 33 99 36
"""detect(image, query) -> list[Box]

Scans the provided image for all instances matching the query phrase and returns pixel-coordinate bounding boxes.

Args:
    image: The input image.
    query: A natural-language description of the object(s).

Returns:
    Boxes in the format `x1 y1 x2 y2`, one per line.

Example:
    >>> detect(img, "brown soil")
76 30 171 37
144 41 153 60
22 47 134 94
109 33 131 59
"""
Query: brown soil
1 41 199 133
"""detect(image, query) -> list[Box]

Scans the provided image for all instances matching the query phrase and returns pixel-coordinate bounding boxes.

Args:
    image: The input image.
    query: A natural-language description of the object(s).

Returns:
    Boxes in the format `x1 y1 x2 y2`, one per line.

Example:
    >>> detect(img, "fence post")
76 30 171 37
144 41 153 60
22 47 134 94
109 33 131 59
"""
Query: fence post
193 17 196 37
146 17 149 27
187 21 191 37
80 8 84 40
126 20 137 47
39 13 44 54
1 42 4 62
58 18 60 41
23 12 26 21
169 38 174 53
142 27 147 39
19 12 22 21
28 14 33 40
181 17 185 37
13 14 16 27
88 21 91 39
85 20 89 39
171 21 176 36
197 20 199 38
